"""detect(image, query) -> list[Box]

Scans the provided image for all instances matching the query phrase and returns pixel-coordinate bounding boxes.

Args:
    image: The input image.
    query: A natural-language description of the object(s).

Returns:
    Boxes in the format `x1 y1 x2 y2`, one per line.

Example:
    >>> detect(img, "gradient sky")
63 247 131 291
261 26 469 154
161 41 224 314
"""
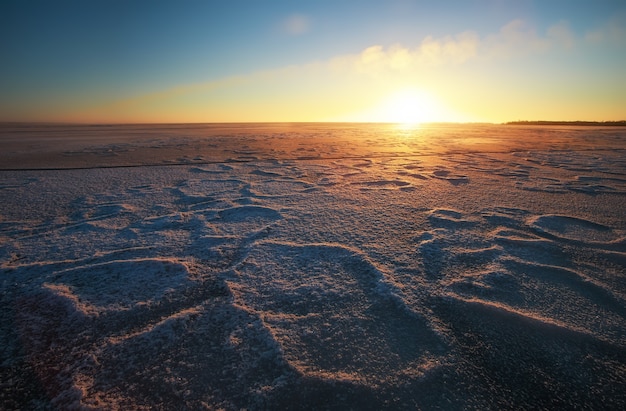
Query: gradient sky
1 0 625 123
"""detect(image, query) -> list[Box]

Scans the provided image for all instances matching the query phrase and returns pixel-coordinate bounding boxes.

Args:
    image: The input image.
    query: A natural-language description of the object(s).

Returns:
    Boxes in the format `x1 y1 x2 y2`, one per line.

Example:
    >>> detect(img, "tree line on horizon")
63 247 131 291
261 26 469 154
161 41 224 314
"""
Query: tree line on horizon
505 120 626 126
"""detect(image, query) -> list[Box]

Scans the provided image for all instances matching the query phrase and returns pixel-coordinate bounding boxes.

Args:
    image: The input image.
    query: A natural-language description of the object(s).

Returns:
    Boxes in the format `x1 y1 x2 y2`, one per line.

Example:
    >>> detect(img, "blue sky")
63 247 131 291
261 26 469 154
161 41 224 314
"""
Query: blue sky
1 0 624 122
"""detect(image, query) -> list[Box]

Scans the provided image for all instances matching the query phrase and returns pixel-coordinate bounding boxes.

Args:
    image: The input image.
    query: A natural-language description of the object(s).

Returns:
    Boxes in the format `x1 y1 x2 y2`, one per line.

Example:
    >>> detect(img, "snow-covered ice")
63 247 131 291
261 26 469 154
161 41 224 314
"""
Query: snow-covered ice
1 123 625 409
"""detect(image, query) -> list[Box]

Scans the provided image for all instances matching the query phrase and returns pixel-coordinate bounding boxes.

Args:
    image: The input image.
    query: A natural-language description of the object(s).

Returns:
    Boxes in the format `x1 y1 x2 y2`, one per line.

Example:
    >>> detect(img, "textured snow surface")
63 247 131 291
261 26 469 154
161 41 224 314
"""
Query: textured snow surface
1 124 626 409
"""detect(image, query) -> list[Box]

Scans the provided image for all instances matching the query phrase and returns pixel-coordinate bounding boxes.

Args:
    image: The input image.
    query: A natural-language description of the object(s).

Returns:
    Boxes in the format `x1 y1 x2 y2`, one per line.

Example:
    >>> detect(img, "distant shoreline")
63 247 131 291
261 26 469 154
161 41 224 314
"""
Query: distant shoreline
505 120 626 126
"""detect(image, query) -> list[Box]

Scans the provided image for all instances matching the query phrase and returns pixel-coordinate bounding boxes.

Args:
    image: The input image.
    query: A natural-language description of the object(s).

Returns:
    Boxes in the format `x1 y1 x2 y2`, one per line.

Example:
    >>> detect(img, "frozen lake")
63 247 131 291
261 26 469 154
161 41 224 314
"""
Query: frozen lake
1 123 626 409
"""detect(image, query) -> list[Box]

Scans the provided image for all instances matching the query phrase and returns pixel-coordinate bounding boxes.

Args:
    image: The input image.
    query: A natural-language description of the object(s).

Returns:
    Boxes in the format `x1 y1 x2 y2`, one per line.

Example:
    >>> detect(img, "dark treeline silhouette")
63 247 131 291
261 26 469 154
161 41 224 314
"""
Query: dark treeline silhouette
505 120 626 126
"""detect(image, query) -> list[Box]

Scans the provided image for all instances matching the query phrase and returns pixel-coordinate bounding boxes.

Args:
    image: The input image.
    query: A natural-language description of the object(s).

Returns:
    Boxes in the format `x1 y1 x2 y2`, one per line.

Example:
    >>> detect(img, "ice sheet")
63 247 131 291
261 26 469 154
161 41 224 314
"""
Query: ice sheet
1 123 625 409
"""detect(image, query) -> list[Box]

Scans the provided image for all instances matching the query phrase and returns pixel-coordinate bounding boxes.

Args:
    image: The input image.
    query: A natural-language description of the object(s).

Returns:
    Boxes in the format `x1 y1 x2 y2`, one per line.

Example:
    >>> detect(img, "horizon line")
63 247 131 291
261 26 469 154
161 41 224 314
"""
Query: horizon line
1 120 625 127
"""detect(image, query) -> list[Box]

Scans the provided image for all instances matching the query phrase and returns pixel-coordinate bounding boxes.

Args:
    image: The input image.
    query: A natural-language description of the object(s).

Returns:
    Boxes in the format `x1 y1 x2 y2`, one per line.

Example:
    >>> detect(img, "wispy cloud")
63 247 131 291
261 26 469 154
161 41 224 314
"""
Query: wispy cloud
585 13 626 44
282 14 311 35
326 18 580 76
237 20 579 80
328 30 480 76
547 21 576 49
483 19 577 58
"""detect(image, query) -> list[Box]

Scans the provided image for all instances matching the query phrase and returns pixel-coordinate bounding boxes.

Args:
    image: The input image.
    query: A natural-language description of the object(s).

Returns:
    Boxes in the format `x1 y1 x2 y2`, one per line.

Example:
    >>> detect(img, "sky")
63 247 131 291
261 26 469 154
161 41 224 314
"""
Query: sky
1 0 625 124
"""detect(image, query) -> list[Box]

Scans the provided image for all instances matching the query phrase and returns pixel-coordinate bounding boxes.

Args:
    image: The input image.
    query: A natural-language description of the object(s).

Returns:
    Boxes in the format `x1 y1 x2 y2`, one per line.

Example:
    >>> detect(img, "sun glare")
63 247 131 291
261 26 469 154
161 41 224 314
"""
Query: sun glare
376 89 448 125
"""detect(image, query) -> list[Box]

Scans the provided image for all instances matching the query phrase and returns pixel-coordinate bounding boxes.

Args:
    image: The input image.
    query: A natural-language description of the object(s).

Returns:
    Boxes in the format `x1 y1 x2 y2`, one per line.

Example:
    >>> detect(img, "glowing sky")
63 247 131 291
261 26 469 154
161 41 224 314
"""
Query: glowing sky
1 0 625 123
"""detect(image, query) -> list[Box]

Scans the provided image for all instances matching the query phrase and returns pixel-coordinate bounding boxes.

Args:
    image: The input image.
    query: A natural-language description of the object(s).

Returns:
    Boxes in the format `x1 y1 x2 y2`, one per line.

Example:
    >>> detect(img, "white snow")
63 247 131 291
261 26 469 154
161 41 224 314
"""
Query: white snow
1 123 625 409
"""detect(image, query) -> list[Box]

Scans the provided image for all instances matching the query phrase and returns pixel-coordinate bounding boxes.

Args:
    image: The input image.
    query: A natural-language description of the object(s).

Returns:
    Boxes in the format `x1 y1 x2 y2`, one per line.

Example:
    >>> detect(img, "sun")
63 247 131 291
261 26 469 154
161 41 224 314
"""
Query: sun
339 87 465 124
377 89 447 125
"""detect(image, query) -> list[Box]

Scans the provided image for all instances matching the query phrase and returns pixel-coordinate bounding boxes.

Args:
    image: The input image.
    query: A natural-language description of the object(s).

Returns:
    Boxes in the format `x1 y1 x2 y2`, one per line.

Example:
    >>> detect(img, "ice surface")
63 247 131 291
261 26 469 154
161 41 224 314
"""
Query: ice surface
1 123 625 409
